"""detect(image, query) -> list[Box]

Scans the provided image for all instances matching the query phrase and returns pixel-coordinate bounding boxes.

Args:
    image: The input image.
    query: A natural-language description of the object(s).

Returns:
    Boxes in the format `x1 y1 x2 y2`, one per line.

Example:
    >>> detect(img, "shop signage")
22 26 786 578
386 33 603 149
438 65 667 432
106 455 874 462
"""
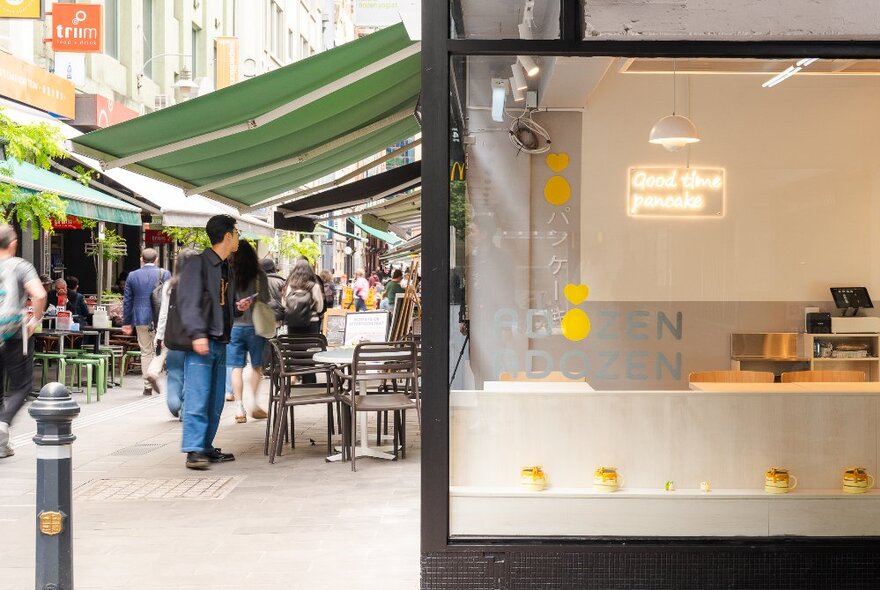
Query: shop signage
73 94 139 129
144 229 173 246
354 0 418 31
0 0 41 19
51 3 103 53
52 216 83 231
0 52 75 118
214 37 239 89
628 167 725 218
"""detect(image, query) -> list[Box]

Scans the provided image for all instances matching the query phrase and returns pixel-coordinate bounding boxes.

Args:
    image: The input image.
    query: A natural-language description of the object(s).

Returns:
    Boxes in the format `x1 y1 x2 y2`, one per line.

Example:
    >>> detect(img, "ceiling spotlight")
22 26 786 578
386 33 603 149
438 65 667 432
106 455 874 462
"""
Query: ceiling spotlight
511 63 528 91
518 55 540 77
491 78 507 122
649 59 700 151
509 77 525 102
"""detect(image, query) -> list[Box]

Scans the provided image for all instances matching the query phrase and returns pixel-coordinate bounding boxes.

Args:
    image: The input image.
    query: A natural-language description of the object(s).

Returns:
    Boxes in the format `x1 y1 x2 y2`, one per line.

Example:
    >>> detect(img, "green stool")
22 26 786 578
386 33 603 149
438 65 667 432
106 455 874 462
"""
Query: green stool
34 352 67 387
81 352 111 394
98 346 122 387
65 357 104 403
122 350 142 377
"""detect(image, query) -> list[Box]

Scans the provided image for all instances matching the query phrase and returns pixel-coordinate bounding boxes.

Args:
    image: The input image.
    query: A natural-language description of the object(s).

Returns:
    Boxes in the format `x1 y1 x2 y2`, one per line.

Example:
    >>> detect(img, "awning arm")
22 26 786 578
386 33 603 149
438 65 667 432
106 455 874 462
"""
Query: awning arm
184 111 415 197
249 138 421 212
51 161 160 215
317 222 367 242
102 43 421 170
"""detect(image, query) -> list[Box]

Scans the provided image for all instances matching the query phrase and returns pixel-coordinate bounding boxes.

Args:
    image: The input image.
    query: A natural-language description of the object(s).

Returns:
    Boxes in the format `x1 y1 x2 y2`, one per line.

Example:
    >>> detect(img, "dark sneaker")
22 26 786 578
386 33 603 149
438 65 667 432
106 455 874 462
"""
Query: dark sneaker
206 448 235 463
146 374 162 395
143 388 153 396
0 445 14 459
185 452 210 470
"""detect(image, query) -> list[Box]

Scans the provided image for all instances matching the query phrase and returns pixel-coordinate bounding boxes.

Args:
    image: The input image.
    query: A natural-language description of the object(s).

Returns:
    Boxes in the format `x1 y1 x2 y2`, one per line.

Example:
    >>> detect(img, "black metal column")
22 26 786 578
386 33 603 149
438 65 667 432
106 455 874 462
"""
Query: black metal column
29 382 80 590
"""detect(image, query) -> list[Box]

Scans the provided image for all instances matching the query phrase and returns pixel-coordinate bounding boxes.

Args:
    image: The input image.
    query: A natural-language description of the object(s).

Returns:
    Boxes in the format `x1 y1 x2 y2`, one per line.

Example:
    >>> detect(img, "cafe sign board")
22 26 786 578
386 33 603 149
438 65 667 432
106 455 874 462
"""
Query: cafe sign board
0 0 41 18
0 52 75 118
51 3 103 53
628 167 725 218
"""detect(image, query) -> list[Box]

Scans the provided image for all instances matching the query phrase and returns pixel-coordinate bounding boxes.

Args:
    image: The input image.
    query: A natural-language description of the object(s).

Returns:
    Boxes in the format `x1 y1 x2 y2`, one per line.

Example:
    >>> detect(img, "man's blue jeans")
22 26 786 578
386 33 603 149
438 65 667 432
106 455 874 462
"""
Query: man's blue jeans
181 340 227 453
166 350 186 417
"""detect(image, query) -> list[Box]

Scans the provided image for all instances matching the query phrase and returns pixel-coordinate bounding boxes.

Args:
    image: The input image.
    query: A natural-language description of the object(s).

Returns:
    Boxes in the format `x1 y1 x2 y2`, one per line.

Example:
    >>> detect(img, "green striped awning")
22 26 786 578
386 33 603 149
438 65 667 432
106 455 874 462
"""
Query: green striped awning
1 159 142 225
71 24 421 211
349 216 403 246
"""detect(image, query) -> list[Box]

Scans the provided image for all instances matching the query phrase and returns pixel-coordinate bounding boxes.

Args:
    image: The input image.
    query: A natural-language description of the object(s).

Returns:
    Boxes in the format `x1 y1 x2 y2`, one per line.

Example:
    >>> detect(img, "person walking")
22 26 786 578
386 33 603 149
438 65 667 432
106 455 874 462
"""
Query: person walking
283 258 325 335
353 268 369 312
261 258 286 322
150 248 199 417
0 225 47 458
122 248 170 396
381 268 404 311
228 241 270 424
176 215 251 470
319 270 336 310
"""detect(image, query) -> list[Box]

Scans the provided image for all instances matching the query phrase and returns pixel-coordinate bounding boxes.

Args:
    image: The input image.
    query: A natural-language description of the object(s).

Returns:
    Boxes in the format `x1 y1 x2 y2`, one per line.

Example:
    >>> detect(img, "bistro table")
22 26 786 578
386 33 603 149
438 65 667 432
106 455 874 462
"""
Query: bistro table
313 347 410 462
82 326 124 347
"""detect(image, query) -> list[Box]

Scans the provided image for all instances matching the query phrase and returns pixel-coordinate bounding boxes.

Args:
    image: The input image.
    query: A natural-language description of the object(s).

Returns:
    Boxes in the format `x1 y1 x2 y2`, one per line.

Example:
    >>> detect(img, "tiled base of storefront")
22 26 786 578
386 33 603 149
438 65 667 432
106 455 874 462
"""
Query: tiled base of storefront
421 542 880 589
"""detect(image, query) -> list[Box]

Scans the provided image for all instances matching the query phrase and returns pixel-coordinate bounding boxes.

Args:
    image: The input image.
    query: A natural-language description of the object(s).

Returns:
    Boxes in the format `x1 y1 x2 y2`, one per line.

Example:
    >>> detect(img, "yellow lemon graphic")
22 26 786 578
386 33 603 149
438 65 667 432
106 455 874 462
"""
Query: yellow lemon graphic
564 283 589 305
544 176 571 206
561 309 591 341
546 153 570 172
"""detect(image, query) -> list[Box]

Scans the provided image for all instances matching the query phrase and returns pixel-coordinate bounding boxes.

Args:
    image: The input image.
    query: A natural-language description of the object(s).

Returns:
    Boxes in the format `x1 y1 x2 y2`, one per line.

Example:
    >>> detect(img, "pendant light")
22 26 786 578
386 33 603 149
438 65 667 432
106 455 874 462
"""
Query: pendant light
649 60 700 151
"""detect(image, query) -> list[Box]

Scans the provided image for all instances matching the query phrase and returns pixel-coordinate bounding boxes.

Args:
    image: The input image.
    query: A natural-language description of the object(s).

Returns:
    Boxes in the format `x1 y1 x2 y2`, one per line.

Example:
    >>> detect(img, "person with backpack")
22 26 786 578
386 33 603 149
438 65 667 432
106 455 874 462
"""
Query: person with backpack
122 248 170 396
283 258 324 335
319 270 336 310
0 225 48 459
260 258 286 322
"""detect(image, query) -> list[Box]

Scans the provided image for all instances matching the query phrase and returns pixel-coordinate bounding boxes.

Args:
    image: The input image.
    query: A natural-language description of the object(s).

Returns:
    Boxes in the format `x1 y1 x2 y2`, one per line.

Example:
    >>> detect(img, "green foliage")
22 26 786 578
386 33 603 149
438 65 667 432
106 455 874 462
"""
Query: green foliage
278 233 320 264
96 228 127 262
450 179 468 239
162 226 211 249
101 290 123 302
79 218 98 230
0 109 69 235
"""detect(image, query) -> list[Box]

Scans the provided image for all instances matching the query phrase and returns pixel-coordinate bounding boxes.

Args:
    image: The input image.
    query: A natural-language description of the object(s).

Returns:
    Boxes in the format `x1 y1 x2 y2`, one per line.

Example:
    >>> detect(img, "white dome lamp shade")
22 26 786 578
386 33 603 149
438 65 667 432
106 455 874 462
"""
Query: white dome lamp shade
649 59 700 151
649 114 700 152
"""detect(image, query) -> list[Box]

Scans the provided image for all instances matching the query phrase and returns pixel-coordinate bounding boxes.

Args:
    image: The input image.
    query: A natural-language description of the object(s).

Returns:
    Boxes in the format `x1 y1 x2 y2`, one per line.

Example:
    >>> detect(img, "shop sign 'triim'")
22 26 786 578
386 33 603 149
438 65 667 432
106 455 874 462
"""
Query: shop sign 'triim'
628 167 725 218
51 3 103 53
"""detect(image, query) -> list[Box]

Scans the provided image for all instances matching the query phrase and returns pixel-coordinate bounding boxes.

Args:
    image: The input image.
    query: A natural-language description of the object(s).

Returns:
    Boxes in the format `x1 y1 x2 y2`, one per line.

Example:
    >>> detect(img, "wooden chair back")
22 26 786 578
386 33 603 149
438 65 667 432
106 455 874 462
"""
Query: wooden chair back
688 370 774 383
499 371 586 382
781 370 866 383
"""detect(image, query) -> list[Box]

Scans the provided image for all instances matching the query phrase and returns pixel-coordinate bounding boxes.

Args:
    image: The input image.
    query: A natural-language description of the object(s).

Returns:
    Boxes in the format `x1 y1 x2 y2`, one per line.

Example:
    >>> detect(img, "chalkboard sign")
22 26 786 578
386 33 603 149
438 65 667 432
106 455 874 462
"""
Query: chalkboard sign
344 311 390 345
323 309 348 347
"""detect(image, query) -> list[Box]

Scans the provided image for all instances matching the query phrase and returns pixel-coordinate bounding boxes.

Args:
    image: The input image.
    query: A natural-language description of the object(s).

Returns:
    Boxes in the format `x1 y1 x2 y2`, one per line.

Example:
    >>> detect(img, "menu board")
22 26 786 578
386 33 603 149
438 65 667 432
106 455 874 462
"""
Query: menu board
324 310 348 347
344 311 390 345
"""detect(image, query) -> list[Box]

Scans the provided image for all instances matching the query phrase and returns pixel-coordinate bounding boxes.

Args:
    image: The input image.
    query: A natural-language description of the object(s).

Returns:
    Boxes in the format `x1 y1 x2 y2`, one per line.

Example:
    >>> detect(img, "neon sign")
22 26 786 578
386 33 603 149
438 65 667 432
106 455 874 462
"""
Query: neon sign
628 167 725 218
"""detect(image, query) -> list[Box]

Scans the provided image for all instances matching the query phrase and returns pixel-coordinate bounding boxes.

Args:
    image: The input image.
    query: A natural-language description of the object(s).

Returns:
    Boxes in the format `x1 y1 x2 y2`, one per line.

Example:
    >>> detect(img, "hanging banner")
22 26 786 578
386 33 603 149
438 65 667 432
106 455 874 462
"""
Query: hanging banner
214 37 239 89
51 3 103 53
0 52 75 118
0 0 42 19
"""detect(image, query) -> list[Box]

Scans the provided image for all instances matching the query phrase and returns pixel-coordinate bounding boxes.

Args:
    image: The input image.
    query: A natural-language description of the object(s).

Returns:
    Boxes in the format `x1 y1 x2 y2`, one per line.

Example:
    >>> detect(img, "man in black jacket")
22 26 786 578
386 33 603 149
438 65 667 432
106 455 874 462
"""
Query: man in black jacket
176 215 252 470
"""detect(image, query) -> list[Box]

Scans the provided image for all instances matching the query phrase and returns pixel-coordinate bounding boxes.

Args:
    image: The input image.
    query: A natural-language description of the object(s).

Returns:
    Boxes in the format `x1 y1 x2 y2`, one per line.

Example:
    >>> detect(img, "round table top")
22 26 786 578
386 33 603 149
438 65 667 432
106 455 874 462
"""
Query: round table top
313 348 356 364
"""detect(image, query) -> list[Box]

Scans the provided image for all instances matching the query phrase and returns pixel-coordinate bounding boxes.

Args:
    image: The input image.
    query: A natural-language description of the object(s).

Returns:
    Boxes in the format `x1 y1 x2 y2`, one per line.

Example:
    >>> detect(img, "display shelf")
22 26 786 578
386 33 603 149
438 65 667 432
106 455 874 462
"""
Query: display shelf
813 357 880 361
802 332 880 380
451 486 880 500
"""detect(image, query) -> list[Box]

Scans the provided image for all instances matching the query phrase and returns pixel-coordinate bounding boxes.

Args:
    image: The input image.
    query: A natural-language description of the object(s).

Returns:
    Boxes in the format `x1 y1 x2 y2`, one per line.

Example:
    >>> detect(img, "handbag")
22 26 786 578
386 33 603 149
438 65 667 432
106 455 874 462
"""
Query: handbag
252 282 277 339
163 285 193 351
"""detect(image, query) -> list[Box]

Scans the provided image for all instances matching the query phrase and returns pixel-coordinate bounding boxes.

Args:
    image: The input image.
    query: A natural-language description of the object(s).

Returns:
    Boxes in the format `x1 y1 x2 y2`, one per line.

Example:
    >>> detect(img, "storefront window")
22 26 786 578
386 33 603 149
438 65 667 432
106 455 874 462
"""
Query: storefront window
452 0 559 40
449 54 880 538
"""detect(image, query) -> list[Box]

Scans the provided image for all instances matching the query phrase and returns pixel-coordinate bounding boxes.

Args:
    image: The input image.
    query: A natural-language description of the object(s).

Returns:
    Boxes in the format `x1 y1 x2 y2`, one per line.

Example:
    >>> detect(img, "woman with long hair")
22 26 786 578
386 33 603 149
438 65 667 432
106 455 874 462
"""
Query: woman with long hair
152 248 200 418
282 257 325 335
227 240 271 424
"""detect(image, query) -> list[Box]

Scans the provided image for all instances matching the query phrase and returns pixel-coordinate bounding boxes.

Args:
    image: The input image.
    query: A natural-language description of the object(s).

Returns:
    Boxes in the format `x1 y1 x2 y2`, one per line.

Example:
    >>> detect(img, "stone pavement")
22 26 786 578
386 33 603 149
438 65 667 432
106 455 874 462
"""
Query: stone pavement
0 373 420 590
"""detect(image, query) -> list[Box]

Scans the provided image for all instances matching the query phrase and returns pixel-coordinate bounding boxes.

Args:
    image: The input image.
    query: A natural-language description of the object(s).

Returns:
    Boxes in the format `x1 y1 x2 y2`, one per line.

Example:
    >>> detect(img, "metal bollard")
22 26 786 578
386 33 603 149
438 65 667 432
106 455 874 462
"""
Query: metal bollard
28 382 80 590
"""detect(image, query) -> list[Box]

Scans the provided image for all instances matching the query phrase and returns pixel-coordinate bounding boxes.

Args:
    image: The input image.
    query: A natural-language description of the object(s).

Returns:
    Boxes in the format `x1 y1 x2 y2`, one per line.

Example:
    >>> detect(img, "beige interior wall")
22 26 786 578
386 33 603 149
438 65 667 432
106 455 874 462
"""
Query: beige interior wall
581 68 880 302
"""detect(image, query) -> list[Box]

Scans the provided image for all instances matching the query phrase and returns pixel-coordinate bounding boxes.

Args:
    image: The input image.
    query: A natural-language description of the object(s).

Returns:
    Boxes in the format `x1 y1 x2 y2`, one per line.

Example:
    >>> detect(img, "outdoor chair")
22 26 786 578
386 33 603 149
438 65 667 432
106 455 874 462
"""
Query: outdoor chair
333 341 420 472
266 335 338 464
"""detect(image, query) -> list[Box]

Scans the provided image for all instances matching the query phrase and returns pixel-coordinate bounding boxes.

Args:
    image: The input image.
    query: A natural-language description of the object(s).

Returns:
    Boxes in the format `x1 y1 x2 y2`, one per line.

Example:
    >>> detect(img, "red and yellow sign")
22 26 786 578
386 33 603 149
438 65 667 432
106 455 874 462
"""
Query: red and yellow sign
51 3 103 53
0 52 75 119
0 0 41 19
52 216 83 231
214 37 240 89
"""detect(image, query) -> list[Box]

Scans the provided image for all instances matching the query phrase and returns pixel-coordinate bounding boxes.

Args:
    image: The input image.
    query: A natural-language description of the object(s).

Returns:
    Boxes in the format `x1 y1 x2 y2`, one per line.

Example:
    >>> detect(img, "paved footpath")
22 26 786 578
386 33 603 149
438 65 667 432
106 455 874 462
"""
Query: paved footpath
0 375 420 590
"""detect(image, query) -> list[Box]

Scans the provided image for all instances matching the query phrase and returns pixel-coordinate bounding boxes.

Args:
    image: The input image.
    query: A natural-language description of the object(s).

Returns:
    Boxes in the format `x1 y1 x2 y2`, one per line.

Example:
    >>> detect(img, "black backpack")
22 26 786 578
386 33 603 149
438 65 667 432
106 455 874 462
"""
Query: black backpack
284 282 314 328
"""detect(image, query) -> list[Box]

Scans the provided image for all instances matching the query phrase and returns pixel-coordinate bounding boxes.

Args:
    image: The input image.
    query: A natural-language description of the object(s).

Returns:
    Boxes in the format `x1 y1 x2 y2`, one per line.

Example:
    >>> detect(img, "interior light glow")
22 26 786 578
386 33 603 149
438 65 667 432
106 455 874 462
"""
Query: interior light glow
518 55 540 77
763 58 818 88
511 63 528 91
509 77 525 102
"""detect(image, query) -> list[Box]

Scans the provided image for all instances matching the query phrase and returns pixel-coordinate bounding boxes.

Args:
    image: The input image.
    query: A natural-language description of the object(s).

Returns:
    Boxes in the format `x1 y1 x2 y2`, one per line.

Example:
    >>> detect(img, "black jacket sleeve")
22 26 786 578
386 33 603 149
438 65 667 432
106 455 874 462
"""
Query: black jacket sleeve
176 255 207 340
